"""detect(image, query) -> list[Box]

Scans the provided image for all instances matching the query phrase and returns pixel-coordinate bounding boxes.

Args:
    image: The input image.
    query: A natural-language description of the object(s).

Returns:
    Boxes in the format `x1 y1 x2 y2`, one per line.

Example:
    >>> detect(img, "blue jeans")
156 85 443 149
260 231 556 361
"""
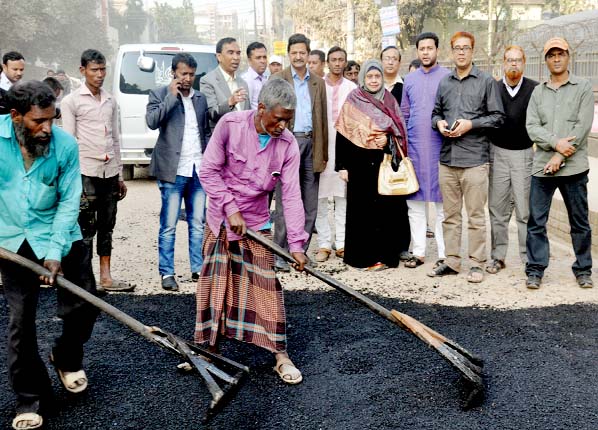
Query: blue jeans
526 171 592 278
157 171 206 276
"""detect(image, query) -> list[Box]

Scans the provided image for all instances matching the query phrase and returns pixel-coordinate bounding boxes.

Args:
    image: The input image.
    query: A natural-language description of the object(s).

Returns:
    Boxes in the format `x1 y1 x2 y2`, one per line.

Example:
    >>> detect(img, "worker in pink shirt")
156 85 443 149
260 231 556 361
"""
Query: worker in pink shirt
196 78 308 385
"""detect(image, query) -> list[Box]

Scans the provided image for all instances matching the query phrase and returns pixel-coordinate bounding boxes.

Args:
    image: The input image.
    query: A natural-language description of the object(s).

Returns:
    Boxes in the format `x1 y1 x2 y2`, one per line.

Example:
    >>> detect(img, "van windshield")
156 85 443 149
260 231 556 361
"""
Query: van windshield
119 51 218 94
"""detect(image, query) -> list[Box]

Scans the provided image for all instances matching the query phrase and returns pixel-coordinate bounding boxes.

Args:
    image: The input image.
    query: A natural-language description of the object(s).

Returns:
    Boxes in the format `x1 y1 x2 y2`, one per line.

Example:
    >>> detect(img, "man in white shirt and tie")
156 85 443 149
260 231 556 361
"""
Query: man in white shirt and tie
241 42 268 110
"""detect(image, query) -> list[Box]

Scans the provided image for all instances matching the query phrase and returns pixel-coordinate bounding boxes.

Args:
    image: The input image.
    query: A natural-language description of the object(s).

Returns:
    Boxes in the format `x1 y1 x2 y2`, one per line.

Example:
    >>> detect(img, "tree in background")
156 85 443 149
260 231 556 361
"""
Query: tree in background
0 0 110 73
110 0 147 45
288 0 382 61
546 0 593 15
151 0 199 44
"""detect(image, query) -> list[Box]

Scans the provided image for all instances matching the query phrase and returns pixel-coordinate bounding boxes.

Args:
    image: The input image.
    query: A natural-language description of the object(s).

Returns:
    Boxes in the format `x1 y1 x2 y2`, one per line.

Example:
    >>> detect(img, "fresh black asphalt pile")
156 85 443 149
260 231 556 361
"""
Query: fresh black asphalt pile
1 287 597 429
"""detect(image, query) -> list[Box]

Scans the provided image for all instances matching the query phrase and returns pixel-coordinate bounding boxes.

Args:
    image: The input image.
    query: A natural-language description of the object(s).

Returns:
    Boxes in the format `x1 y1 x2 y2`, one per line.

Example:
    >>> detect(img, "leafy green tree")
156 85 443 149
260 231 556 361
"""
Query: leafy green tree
110 0 148 45
0 0 110 72
151 0 199 44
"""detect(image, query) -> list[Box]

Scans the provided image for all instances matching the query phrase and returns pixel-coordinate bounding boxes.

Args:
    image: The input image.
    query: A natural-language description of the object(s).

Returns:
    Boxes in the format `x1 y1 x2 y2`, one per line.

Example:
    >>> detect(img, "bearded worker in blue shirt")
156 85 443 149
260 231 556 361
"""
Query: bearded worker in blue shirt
0 81 99 430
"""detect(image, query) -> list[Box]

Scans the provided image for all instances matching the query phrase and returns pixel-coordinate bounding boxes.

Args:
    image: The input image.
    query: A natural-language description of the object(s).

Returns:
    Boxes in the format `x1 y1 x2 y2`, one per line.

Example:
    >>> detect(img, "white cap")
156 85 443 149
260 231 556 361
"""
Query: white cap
269 55 283 65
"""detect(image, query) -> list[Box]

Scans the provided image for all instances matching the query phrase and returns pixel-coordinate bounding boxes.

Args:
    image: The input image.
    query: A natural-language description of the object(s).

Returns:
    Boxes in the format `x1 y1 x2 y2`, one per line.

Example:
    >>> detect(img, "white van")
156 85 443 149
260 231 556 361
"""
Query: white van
112 44 218 180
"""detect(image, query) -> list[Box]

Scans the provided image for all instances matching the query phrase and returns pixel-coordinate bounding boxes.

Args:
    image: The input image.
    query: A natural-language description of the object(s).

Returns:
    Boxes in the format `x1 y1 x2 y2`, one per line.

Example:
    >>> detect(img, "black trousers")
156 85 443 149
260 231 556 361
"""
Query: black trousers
0 240 99 414
79 175 119 257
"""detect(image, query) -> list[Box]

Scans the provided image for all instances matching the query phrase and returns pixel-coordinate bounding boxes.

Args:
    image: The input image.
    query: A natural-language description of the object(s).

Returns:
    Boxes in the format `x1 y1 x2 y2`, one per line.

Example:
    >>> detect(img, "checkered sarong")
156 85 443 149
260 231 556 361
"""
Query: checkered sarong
194 227 287 352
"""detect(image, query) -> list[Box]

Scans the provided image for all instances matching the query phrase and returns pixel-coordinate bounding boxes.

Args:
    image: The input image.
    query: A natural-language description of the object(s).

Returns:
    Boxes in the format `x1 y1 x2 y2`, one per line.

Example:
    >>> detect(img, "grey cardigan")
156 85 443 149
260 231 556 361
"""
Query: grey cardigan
146 86 211 183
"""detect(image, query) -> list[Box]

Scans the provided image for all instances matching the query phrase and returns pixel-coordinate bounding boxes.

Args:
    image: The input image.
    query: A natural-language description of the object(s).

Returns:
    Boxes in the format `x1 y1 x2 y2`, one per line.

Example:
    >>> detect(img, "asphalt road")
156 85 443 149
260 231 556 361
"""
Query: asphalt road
1 289 597 429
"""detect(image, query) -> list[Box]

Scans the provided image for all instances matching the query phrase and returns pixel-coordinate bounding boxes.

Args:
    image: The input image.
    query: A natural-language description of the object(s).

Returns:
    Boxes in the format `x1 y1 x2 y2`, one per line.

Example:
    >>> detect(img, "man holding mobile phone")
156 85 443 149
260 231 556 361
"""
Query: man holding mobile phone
430 31 505 283
524 37 594 289
146 53 211 291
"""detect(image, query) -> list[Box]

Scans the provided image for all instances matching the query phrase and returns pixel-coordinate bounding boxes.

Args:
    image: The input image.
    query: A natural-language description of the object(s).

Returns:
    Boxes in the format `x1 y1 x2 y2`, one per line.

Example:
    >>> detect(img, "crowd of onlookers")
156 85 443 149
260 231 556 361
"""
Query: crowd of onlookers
0 28 594 429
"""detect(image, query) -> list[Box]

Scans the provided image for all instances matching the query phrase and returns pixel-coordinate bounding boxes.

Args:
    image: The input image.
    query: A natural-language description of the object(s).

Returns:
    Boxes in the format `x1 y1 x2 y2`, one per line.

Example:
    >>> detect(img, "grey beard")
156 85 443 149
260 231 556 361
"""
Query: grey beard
15 123 50 159
260 119 273 137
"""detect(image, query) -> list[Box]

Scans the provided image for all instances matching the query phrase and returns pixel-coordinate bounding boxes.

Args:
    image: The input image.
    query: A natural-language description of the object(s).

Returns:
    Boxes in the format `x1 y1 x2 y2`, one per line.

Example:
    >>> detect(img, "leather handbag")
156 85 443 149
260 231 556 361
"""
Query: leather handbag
378 136 419 196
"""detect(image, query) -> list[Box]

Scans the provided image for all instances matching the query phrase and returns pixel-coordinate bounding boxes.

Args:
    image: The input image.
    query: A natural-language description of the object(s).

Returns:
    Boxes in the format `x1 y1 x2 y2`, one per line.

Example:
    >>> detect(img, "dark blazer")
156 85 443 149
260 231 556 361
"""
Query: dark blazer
146 86 211 183
199 67 250 132
273 67 328 173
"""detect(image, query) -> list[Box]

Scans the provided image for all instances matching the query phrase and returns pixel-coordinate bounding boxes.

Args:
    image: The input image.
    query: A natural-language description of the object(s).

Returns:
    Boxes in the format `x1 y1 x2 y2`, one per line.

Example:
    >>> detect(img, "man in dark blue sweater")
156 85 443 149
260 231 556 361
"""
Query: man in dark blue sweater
486 46 538 274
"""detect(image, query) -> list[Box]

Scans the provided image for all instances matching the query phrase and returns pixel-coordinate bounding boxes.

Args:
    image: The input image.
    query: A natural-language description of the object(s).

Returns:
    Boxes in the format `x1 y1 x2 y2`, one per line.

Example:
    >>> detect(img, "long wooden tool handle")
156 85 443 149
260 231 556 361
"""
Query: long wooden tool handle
246 229 407 329
0 246 155 340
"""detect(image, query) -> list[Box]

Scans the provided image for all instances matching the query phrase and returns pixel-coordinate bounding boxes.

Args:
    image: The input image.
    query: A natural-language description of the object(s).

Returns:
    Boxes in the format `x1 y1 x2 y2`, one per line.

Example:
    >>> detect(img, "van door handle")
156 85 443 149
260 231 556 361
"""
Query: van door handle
123 115 143 118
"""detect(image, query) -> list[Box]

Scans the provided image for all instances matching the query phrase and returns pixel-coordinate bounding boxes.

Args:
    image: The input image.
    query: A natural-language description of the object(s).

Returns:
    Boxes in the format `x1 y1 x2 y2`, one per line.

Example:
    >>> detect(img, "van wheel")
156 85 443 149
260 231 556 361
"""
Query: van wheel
122 165 134 181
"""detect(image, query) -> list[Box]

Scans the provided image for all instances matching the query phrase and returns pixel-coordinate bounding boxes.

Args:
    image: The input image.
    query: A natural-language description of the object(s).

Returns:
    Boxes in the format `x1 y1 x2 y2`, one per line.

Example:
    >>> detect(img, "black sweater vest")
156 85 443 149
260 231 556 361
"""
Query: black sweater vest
490 77 538 150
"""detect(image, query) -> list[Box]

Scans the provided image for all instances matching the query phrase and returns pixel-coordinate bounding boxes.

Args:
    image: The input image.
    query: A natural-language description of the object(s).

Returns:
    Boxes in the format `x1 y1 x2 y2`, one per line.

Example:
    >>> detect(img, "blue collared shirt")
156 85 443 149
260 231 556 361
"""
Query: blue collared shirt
291 66 312 132
0 114 82 261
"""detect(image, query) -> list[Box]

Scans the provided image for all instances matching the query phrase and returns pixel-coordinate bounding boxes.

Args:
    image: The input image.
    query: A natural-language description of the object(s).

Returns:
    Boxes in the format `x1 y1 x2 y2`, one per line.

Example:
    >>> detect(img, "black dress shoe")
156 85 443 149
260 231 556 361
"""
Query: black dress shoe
427 262 458 278
576 274 593 288
526 275 542 289
161 276 179 291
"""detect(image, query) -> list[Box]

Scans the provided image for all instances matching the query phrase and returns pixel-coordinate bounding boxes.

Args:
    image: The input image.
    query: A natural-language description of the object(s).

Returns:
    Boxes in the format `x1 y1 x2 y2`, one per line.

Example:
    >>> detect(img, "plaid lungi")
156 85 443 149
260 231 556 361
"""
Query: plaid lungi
194 226 287 352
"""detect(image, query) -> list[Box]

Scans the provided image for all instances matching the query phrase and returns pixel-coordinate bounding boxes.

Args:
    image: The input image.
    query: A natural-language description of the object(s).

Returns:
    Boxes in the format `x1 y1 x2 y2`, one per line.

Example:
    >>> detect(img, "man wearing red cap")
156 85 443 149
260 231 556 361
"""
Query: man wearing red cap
525 37 594 289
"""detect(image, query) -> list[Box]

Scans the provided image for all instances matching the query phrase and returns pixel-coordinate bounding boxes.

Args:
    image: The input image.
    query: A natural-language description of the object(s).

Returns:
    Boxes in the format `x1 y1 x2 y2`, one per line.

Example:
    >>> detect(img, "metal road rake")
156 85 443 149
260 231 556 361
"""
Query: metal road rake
0 246 249 421
247 229 485 408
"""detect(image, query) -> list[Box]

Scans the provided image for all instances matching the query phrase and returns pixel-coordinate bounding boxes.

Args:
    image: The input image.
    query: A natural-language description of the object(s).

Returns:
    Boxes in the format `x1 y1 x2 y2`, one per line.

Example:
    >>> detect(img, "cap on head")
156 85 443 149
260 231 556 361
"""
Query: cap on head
269 55 283 65
543 37 569 57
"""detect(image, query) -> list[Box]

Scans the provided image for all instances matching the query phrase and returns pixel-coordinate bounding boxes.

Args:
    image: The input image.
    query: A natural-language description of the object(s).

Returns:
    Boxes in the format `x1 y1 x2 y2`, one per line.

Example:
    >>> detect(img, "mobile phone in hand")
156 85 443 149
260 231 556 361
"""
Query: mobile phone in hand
450 120 460 132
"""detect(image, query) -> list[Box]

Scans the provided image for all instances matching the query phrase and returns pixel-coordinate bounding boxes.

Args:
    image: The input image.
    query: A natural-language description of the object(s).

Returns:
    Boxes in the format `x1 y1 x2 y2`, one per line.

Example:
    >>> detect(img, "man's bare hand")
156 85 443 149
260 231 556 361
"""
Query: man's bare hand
339 170 348 182
169 78 181 97
544 154 565 174
118 181 127 200
437 120 450 137
41 260 62 285
555 136 576 157
290 252 308 271
448 119 473 138
228 88 247 107
227 211 246 235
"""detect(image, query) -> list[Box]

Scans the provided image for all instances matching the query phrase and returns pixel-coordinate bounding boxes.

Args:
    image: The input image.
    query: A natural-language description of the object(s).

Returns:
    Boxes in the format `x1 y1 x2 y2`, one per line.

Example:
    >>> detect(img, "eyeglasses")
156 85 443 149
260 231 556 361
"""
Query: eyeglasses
382 56 399 63
505 58 524 63
452 46 472 53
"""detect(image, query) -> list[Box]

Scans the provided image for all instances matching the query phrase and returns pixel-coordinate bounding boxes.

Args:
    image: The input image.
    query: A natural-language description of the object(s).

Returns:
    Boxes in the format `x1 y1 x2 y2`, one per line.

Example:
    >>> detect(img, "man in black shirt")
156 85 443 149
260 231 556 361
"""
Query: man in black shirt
429 31 504 283
486 46 538 274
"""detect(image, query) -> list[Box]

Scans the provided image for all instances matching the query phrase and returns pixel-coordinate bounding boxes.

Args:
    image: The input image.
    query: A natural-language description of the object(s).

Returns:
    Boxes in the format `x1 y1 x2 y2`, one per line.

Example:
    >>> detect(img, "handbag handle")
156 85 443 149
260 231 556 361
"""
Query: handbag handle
390 135 406 159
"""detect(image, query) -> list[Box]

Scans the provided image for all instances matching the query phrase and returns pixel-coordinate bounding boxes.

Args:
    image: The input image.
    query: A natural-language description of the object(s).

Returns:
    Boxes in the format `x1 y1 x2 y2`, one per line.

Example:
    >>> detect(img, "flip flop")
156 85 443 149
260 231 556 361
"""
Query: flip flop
467 267 484 283
404 256 424 268
99 280 136 292
50 353 88 394
12 412 43 430
274 358 303 385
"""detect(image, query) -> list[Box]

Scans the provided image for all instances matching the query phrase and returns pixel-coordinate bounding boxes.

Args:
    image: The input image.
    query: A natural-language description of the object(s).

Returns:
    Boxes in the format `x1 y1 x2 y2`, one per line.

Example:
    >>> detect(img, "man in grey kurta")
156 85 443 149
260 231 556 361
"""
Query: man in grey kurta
524 37 594 289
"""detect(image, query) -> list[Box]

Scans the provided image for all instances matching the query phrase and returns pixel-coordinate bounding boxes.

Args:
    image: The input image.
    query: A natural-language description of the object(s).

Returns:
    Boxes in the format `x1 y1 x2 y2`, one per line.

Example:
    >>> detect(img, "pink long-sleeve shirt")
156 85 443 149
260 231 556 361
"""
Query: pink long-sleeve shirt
200 110 308 253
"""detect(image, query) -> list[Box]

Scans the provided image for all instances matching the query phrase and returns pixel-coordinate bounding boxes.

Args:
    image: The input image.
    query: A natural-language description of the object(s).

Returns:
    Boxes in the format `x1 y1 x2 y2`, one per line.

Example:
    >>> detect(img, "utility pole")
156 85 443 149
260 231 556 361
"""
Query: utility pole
253 0 258 39
487 0 494 61
347 0 355 58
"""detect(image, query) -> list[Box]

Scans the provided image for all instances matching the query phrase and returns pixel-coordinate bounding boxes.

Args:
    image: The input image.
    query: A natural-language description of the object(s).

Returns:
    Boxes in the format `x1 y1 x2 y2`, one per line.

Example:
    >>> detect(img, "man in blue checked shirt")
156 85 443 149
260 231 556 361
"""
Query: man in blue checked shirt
0 81 99 430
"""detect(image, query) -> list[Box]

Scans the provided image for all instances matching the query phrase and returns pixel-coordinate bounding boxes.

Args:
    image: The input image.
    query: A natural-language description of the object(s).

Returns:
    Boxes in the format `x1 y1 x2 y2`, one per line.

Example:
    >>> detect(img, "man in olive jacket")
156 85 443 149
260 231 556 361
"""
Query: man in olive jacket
271 33 328 271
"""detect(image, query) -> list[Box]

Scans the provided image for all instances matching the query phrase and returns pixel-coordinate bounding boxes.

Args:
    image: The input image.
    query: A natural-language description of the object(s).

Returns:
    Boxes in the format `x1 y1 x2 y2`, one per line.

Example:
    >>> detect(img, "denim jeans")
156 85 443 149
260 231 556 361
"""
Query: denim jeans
157 171 206 276
526 171 592 278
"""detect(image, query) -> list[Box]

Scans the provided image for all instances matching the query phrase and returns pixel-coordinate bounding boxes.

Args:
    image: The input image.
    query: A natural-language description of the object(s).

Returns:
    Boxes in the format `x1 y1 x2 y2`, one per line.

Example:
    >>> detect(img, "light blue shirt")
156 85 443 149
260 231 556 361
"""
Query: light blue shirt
0 114 82 261
291 66 312 133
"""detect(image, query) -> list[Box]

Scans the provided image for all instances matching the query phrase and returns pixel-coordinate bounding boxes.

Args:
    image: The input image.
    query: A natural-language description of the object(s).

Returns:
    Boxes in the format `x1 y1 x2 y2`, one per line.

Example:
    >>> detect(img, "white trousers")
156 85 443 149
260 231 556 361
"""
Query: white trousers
406 200 446 259
315 197 347 249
